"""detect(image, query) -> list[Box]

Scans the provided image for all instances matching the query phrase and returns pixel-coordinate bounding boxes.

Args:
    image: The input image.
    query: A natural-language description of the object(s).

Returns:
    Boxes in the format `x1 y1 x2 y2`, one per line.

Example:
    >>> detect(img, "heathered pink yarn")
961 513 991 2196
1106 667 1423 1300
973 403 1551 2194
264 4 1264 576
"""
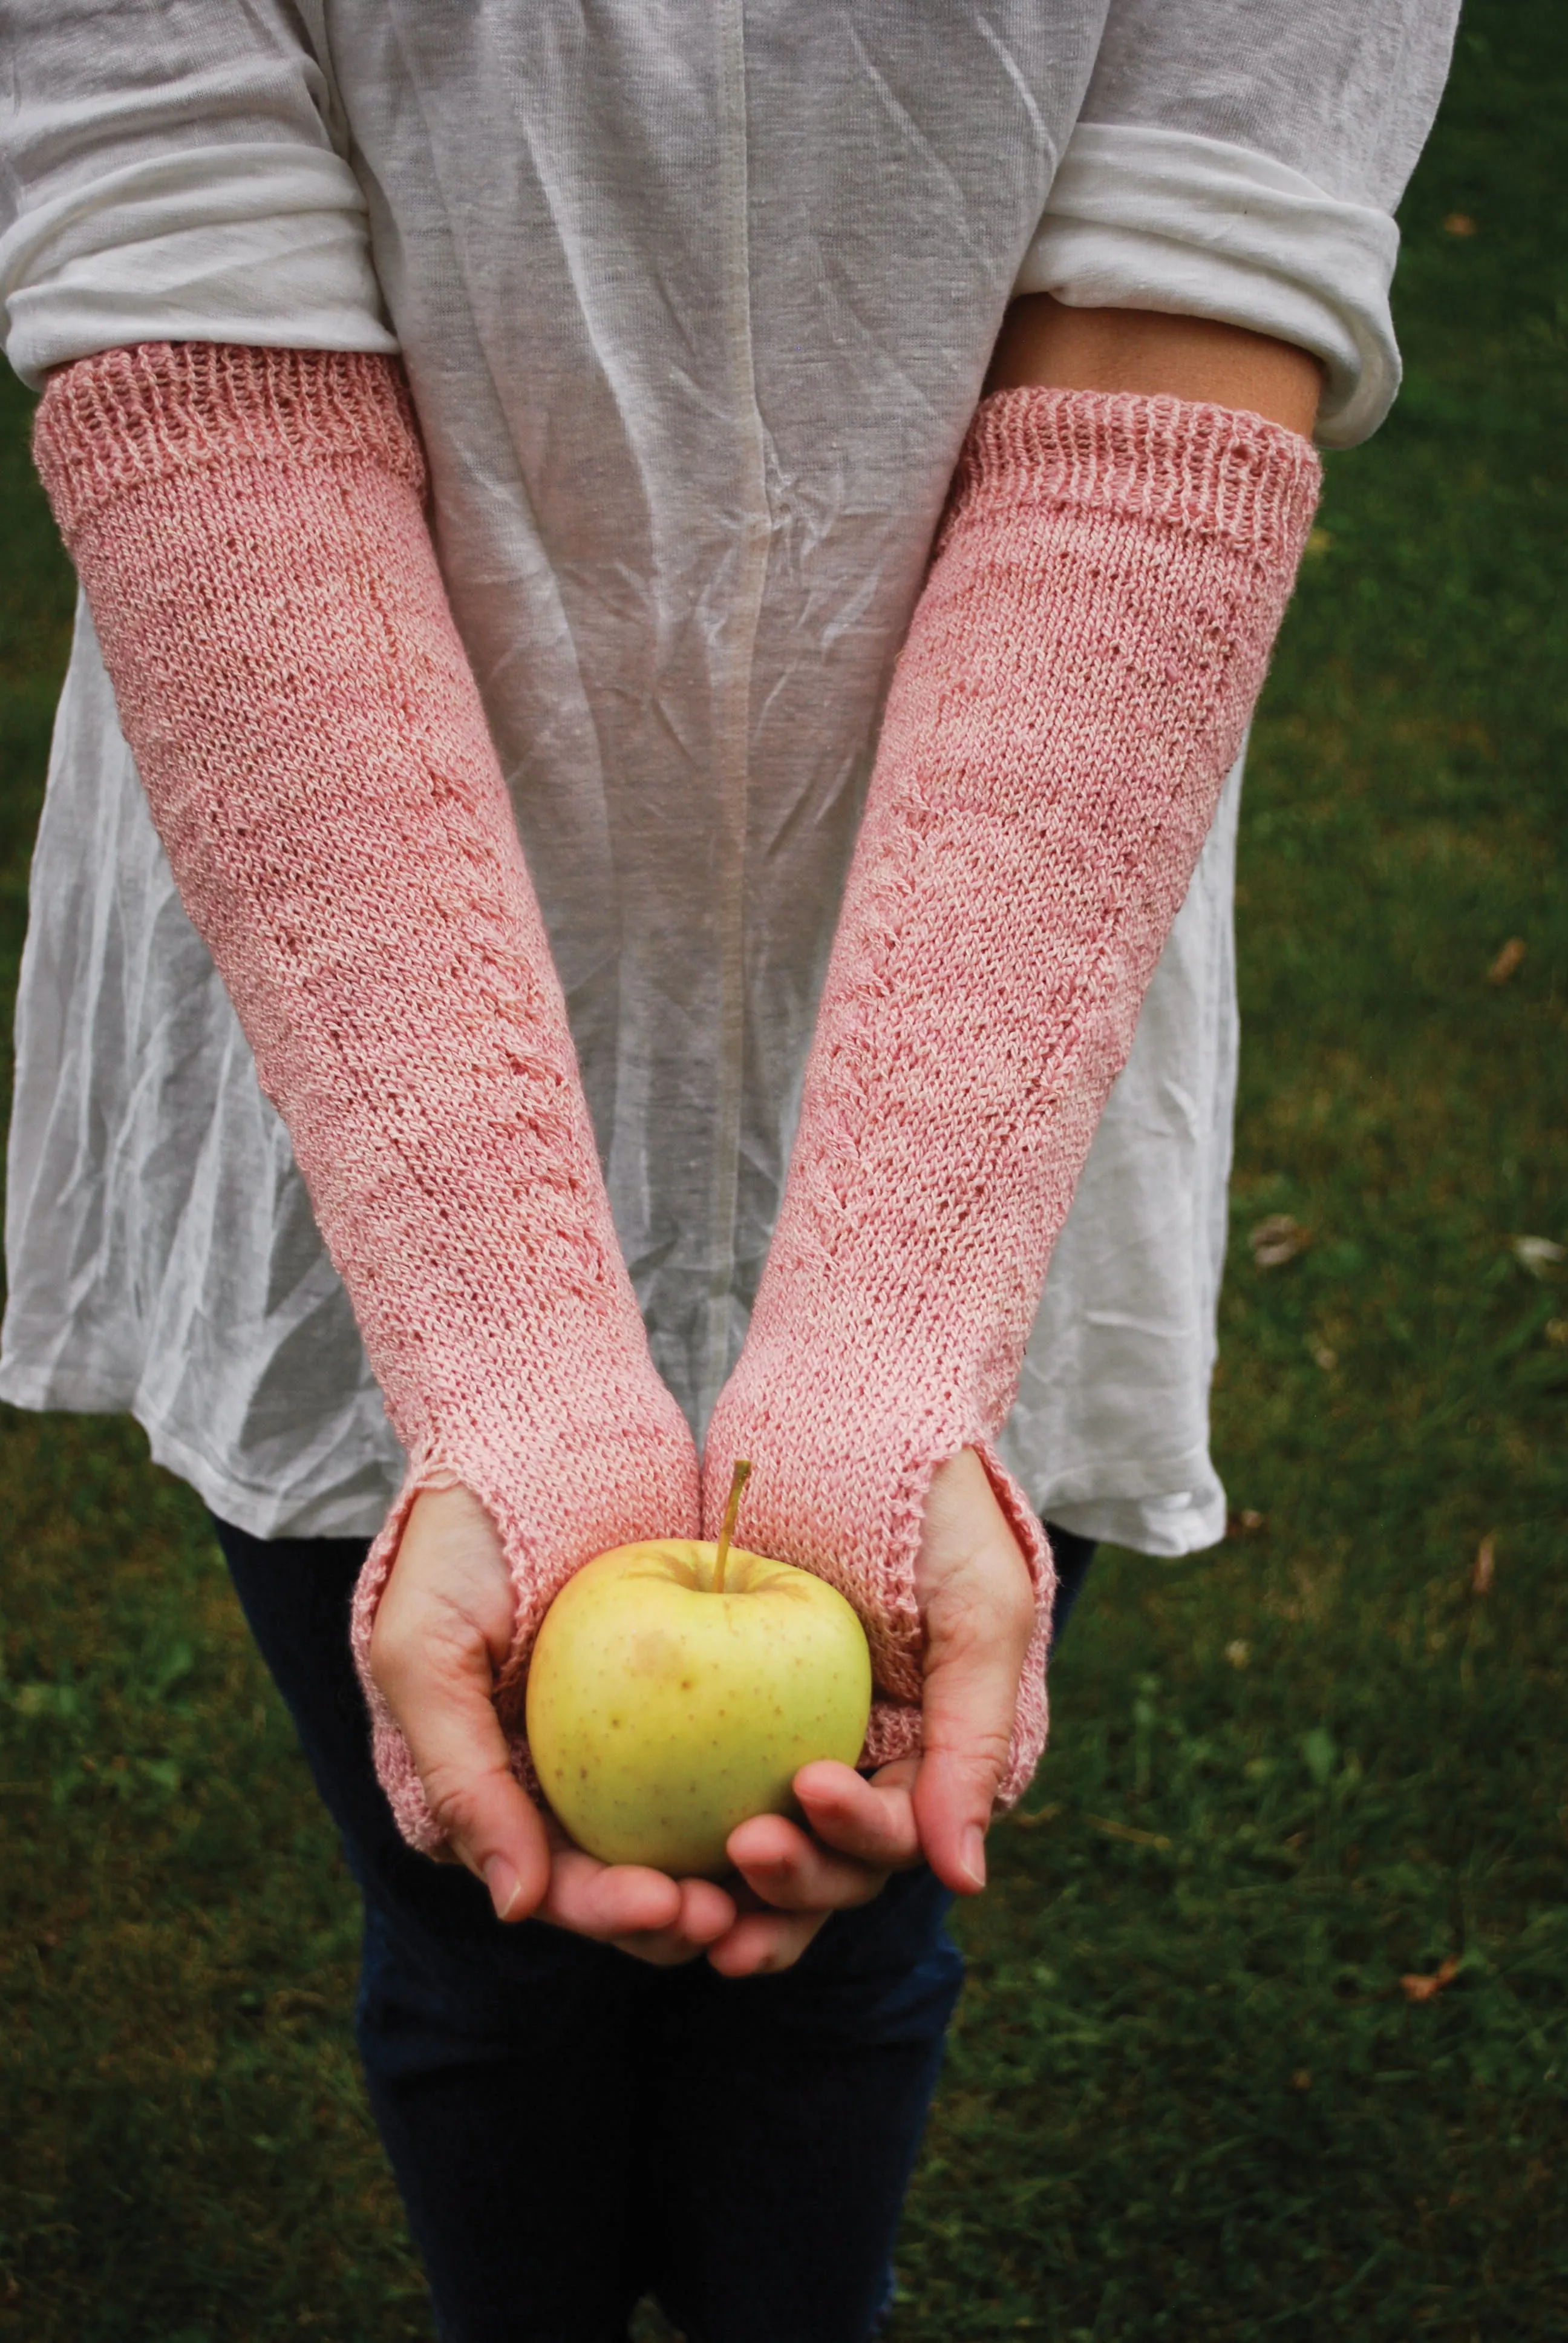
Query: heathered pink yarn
33 342 701 1853
36 350 1318 1848
704 386 1321 1806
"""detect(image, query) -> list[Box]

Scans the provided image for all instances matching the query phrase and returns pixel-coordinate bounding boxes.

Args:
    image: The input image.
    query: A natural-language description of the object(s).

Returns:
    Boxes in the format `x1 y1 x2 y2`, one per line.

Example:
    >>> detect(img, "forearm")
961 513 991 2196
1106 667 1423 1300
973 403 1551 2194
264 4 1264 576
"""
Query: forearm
35 349 634 1457
34 342 698 1847
706 374 1320 1800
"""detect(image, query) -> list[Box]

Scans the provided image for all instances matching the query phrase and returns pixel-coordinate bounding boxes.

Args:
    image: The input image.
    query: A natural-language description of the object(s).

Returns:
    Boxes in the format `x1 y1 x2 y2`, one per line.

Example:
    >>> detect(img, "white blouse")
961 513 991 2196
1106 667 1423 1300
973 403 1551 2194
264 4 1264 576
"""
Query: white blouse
0 0 1457 1549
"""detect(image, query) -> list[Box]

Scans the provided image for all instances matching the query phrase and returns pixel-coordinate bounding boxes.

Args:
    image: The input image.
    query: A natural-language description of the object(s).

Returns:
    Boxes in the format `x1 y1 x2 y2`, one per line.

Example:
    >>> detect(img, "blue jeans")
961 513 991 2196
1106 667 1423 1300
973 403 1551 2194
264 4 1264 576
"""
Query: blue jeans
214 1515 1093 2343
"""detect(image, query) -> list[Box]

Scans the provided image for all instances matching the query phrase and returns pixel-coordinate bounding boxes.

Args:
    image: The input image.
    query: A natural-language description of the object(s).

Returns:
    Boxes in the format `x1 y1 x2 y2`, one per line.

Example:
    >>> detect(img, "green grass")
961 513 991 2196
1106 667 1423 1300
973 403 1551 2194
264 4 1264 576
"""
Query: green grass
3 5 1566 2336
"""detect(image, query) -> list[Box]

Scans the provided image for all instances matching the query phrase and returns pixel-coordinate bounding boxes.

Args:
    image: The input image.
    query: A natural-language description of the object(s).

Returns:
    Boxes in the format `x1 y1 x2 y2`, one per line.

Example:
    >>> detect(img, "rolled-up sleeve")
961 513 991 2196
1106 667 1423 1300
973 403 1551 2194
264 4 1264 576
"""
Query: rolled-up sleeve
1021 0 1461 447
0 2 397 387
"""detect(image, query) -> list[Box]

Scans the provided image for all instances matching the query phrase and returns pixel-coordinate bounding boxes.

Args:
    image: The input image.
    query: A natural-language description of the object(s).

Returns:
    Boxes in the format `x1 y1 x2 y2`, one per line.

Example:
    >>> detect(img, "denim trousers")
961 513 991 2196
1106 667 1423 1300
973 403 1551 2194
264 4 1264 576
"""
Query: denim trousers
213 1513 1094 2343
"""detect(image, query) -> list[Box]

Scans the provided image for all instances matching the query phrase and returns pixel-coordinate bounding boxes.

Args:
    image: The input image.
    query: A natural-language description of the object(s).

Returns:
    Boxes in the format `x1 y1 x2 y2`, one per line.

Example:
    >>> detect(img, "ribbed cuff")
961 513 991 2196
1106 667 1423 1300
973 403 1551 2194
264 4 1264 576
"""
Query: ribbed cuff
945 384 1322 560
33 342 425 543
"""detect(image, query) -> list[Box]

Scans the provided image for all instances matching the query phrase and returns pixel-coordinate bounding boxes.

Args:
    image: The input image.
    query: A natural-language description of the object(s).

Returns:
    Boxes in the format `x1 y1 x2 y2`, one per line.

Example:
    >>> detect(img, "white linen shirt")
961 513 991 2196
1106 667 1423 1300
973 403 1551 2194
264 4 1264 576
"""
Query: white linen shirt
0 0 1457 1550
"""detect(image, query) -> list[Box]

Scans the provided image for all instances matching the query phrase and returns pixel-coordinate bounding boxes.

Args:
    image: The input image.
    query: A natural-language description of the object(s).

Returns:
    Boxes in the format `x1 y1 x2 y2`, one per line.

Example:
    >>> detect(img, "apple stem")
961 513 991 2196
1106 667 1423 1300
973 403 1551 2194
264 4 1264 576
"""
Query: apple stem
712 1459 752 1594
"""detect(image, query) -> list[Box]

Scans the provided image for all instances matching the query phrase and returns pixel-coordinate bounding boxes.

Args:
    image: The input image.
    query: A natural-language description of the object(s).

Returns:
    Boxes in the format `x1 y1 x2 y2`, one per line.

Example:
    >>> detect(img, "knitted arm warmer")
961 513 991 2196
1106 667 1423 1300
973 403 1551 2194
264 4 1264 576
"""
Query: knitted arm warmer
33 343 699 1853
704 387 1320 1803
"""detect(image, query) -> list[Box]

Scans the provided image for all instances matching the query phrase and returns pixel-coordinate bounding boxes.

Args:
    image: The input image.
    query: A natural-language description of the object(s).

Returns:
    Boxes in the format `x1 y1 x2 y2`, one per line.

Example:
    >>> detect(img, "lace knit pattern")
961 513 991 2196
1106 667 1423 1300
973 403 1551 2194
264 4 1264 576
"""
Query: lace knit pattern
704 386 1321 1805
34 342 701 1853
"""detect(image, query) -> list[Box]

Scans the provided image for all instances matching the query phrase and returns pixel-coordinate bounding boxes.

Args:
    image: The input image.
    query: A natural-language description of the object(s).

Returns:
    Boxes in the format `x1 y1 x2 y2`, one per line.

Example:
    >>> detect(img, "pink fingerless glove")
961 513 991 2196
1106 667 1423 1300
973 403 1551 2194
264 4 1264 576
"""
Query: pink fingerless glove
34 343 699 1852
704 386 1321 1803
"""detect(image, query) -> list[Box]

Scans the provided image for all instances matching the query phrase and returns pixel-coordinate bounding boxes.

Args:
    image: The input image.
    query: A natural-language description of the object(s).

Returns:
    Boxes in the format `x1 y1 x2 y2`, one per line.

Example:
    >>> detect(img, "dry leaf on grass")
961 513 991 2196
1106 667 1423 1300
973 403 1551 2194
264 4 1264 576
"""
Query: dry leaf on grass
1227 1508 1267 1539
1400 1955 1460 2004
1224 1639 1251 1669
1087 1813 1172 1850
1512 1234 1564 1276
1471 1533 1496 1596
1291 2069 1313 2092
1250 1213 1310 1268
1011 1802 1062 1830
1486 936 1526 985
1443 212 1478 236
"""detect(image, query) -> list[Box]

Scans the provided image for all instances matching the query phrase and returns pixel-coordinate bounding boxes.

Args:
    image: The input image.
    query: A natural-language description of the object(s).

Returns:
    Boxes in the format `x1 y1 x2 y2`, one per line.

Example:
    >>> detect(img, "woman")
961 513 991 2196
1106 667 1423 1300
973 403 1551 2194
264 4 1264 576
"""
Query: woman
0 4 1456 2336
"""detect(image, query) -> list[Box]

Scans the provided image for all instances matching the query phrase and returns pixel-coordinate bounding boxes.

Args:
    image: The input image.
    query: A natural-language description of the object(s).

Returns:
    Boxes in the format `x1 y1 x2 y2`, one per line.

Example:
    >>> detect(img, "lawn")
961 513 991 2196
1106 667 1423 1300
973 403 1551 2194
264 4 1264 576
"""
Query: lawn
2 5 1565 2338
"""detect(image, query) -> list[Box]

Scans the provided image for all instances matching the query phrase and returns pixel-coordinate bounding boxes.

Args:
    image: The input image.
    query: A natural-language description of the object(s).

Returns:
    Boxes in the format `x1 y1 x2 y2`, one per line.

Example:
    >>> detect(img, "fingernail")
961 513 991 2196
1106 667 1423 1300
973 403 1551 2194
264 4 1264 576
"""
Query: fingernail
961 1826 987 1891
485 1856 522 1921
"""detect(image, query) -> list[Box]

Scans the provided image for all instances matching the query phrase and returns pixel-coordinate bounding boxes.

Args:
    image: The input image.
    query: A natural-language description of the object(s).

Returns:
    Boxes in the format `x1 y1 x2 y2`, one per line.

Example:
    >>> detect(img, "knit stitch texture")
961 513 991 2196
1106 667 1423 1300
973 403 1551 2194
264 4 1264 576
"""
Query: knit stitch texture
703 385 1321 1805
33 342 701 1853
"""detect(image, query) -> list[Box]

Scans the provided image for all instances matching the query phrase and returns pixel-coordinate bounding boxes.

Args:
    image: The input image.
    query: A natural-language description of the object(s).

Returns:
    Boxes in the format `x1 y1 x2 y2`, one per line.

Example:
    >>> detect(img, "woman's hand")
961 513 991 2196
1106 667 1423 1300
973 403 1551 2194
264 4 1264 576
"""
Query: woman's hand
369 1486 736 1966
368 1454 1037 1975
713 1446 1038 1971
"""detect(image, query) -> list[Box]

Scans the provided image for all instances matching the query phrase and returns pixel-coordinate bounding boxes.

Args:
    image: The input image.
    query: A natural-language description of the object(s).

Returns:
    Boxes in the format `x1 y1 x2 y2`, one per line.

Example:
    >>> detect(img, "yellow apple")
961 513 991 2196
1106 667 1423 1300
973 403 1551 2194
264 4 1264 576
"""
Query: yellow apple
526 1538 873 1878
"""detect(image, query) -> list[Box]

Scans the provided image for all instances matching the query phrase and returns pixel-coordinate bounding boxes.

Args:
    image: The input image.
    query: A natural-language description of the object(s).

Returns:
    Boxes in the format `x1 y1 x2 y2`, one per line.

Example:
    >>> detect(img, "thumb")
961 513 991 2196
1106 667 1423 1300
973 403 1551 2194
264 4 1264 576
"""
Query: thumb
369 1486 552 1922
909 1453 1037 1895
385 1639 552 1921
912 1596 1032 1893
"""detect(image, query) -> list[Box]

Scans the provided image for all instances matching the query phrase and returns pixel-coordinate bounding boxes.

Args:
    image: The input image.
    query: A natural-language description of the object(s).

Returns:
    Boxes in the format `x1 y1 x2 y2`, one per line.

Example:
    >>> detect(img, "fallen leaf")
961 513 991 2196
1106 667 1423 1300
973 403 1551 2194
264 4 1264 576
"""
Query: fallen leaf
1227 1507 1268 1539
1011 1801 1062 1830
1291 2069 1313 2092
1303 527 1335 558
1224 1639 1251 1669
1086 1813 1172 1850
1471 1533 1496 1596
1310 1340 1338 1370
269 1988 329 2017
1486 936 1526 986
1399 1955 1460 2004
1443 212 1477 236
1512 1234 1565 1276
1250 1213 1310 1268
1546 1319 1568 1349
